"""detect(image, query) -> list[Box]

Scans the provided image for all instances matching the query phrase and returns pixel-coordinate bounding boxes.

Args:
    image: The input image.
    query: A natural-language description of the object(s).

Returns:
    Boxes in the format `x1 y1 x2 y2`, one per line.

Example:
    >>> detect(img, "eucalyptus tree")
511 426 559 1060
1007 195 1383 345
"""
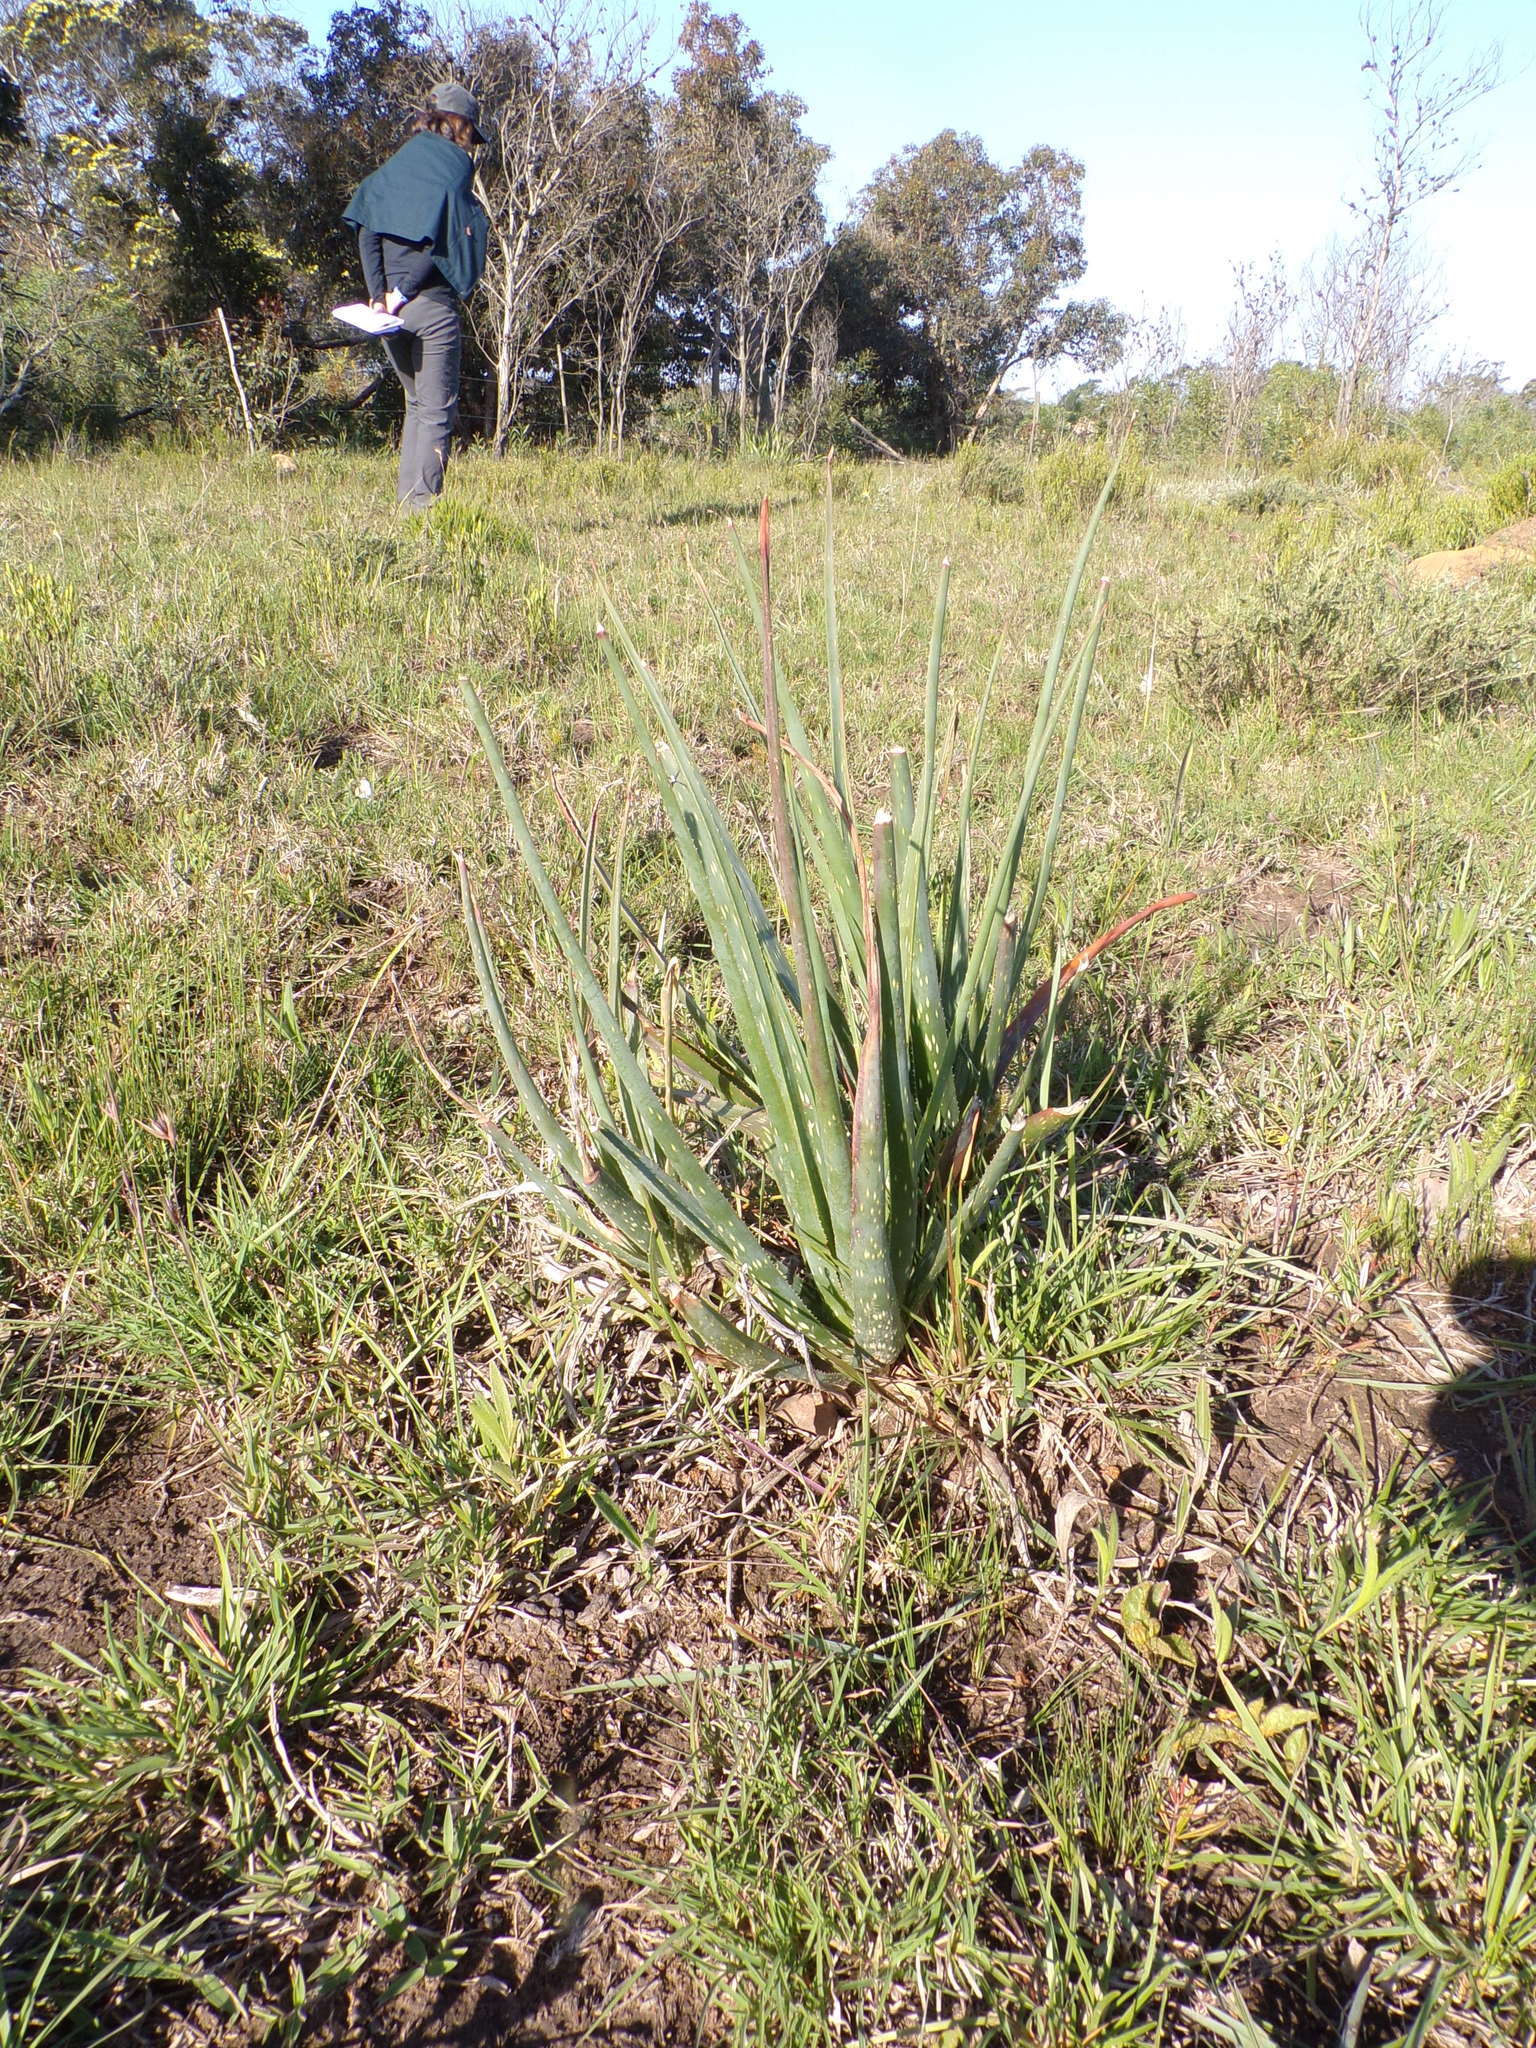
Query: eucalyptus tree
251 0 432 313
838 129 1120 451
460 0 651 451
667 4 828 442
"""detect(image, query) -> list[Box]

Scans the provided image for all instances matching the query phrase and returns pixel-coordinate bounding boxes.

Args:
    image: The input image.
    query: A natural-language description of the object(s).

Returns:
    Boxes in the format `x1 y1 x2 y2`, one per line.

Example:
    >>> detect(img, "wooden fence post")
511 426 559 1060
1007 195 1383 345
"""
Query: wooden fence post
215 307 257 455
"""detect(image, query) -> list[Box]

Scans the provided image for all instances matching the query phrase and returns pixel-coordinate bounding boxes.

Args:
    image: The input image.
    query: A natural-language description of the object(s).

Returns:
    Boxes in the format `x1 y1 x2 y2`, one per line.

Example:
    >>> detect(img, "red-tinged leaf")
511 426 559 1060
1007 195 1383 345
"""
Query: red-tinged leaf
991 891 1200 1089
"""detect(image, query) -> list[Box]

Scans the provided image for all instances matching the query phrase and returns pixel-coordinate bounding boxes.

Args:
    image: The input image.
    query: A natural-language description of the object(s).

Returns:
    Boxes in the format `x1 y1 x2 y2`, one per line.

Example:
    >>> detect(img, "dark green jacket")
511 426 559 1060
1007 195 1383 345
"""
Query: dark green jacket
343 132 489 301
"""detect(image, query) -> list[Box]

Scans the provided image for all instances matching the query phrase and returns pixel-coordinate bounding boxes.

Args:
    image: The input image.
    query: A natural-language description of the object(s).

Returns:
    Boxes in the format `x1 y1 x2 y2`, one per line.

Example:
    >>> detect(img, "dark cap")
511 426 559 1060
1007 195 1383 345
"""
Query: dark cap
430 81 487 145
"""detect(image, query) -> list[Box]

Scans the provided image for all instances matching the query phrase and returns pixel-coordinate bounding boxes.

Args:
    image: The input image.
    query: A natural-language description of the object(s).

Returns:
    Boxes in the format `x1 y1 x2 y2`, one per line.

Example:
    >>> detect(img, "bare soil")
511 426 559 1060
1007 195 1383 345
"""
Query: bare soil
0 1431 225 1679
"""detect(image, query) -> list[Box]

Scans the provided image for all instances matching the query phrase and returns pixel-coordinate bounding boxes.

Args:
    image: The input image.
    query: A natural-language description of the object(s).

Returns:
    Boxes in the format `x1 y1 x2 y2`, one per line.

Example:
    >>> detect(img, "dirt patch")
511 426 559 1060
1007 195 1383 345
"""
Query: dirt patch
1230 862 1355 945
1407 514 1536 588
0 1429 227 1678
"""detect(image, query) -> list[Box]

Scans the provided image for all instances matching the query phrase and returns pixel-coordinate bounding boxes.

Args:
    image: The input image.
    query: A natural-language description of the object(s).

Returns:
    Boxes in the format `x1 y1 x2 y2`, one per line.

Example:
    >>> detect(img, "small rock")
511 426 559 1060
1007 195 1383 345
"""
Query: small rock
777 1390 842 1437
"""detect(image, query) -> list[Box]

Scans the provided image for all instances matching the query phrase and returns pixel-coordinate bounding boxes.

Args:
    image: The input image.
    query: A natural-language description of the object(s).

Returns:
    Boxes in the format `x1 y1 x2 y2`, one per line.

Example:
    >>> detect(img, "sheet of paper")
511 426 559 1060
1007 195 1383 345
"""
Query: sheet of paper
332 302 405 336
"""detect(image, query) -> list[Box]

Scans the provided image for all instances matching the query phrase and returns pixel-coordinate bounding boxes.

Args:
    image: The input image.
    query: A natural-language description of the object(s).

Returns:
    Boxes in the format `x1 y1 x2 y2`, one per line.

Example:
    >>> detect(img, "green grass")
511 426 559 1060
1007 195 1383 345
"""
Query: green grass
1 441 1533 2044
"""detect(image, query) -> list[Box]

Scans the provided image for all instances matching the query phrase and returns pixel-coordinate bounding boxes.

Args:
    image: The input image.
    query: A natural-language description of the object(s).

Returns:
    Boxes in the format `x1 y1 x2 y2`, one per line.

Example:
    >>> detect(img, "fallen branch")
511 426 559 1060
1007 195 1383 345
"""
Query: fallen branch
848 415 907 461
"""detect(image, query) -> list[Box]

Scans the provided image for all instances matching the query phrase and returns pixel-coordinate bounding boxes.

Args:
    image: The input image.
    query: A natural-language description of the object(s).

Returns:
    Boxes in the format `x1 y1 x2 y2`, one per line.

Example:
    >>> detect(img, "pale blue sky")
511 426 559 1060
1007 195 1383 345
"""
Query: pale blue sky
288 0 1536 388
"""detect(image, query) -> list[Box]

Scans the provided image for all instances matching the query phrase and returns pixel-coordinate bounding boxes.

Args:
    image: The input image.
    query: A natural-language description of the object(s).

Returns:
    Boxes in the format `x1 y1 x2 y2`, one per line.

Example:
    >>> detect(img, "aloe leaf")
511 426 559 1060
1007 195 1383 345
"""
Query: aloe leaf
569 800 623 1133
554 775 744 1084
981 911 1019 1083
600 601 796 1002
991 891 1199 1092
489 1127 646 1261
911 1102 1084 1302
904 867 953 1117
600 1125 846 1348
660 958 680 1123
915 479 1115 1160
824 459 849 807
848 850 904 1366
600 802 656 1148
723 527 865 986
886 742 949 1105
606 790 629 1017
593 627 845 1276
872 810 918 1285
459 864 652 1249
676 1290 849 1382
889 745 918 946
914 558 950 859
459 862 589 1186
460 678 793 1294
1016 575 1110 968
941 641 1002 997
755 503 854 1249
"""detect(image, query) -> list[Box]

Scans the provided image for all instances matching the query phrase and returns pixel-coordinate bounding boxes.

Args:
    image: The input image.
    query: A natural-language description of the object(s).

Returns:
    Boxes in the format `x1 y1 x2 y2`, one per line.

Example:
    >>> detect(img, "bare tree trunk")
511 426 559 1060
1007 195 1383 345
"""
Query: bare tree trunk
1329 2 1497 432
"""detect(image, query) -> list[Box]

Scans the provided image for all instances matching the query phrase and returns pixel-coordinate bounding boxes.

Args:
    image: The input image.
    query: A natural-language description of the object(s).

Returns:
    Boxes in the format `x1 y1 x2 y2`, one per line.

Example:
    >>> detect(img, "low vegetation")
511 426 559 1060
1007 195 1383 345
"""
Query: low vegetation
2 441 1534 2046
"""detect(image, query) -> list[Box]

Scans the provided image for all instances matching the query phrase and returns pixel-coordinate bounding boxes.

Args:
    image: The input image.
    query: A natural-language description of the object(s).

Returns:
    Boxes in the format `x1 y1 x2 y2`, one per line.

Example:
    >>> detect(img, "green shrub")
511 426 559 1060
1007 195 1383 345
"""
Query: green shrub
0 565 95 753
1036 438 1147 524
951 442 1032 505
1485 458 1536 528
154 324 308 448
1171 546 1536 718
1218 475 1315 516
1289 433 1432 490
0 274 158 447
424 499 533 557
1358 479 1483 555
1252 362 1338 465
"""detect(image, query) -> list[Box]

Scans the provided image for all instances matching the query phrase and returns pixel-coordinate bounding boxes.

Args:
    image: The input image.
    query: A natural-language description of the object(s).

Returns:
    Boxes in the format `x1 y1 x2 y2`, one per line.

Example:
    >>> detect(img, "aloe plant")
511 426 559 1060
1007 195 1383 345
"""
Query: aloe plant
459 489 1191 1385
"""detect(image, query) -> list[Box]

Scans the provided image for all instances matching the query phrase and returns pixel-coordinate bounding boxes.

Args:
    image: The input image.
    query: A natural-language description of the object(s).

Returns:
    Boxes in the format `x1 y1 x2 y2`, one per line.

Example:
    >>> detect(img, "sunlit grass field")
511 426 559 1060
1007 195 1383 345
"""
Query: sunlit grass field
2 441 1534 2045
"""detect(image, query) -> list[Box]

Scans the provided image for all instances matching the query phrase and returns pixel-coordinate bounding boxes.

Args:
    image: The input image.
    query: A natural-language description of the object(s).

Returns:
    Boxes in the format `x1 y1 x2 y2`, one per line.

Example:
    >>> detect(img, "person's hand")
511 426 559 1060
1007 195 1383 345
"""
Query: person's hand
369 296 387 314
384 289 407 316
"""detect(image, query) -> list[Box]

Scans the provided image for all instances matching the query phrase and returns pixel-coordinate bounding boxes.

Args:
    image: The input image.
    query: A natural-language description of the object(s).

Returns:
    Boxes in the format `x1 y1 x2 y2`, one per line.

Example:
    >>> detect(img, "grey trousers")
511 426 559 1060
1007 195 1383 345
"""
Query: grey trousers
383 287 461 511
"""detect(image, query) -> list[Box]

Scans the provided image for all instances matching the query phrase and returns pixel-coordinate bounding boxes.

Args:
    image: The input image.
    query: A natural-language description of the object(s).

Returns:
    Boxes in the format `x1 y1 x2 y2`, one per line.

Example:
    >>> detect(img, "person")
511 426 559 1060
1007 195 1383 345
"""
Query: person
343 83 490 512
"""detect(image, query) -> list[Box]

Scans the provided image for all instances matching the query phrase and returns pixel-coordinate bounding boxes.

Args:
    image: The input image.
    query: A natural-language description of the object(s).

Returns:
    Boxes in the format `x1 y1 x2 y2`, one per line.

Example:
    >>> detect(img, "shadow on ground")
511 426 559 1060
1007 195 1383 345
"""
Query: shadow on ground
1424 1256 1536 1582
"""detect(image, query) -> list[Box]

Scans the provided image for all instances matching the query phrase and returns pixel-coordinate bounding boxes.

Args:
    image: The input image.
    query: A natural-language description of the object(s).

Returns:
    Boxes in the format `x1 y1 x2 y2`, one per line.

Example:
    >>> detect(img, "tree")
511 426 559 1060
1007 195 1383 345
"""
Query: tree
456 1 653 451
252 0 431 312
0 58 21 142
1100 302 1187 448
0 0 300 323
1325 1 1499 432
1219 253 1292 463
557 85 695 449
839 129 1119 452
668 5 827 443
